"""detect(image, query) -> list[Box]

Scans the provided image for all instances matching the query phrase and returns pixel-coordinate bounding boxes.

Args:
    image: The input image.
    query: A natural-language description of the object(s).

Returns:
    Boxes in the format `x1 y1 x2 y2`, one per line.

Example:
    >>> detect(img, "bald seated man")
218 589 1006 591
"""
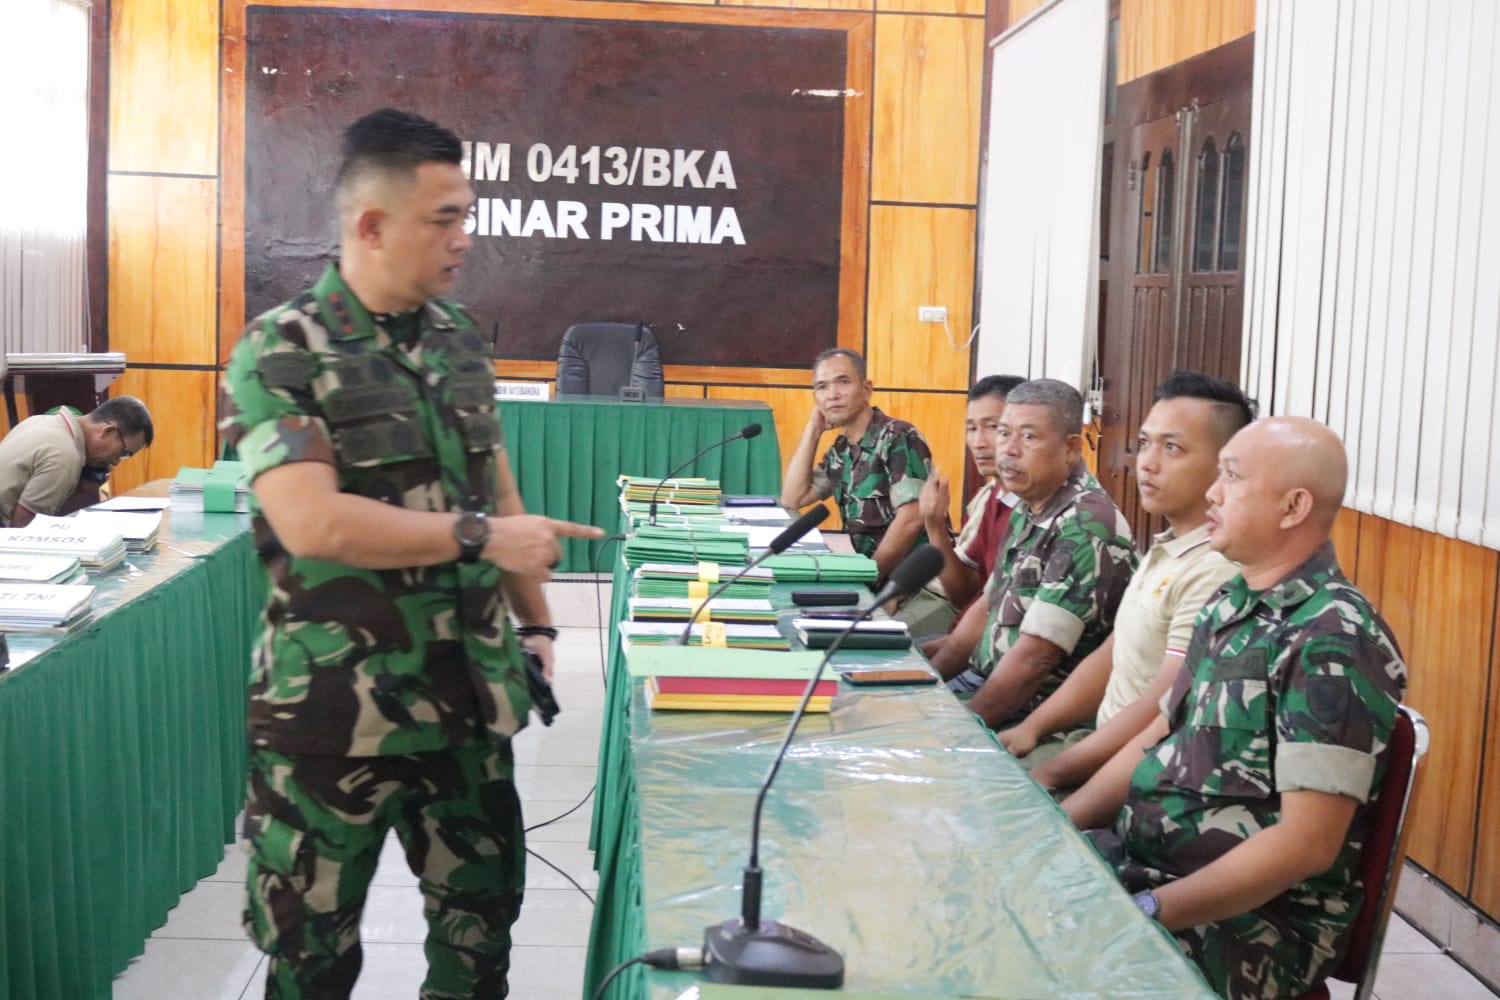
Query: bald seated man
1064 417 1407 1000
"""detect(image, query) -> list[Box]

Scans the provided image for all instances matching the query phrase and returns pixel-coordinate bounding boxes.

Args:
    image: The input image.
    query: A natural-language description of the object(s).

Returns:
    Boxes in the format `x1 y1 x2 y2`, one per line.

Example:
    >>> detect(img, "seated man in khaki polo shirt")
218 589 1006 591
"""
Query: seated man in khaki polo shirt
0 395 153 527
997 372 1252 786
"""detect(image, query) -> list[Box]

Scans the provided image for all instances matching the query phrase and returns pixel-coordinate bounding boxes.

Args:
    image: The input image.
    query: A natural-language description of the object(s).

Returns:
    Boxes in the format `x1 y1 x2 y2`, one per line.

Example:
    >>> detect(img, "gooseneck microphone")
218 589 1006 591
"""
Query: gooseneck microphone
673 505 830 646
648 423 763 525
702 545 945 989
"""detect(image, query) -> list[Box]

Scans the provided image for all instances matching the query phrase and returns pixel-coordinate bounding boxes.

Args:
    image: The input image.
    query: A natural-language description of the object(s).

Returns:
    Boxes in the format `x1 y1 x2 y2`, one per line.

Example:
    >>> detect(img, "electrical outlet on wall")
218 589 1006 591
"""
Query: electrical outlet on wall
918 306 948 324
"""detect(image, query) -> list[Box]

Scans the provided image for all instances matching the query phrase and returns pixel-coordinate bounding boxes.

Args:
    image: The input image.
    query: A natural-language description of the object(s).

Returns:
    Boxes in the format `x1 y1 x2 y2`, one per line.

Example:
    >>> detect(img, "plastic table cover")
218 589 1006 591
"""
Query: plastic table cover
586 541 1218 999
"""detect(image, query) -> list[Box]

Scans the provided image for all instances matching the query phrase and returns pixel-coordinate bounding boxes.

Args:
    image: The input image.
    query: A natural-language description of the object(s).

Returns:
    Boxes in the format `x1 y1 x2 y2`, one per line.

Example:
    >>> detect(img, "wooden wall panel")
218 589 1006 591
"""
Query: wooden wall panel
872 14 985 204
1119 0 1256 84
1329 507 1361 578
871 389 967 523
106 369 218 497
1472 581 1500 918
665 384 707 399
1354 517 1497 891
108 176 218 366
109 0 220 174
1007 0 1049 22
722 0 872 9
866 206 975 391
879 0 984 18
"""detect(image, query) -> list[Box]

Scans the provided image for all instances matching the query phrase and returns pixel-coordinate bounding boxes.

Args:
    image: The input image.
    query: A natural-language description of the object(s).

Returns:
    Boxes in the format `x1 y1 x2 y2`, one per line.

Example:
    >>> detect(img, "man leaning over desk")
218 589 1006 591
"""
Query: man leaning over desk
1065 417 1406 1000
780 347 936 581
0 395 152 526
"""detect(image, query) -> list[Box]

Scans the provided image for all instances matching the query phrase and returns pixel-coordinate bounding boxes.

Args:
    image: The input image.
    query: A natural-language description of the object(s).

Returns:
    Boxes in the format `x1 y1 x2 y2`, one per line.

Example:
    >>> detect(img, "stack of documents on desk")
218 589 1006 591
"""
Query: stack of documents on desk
629 647 834 713
71 509 162 552
634 562 773 599
0 583 96 633
760 552 879 584
0 523 127 572
622 501 726 523
0 554 84 585
795 617 912 650
620 621 790 651
171 461 251 513
618 475 721 506
629 597 777 625
623 527 748 568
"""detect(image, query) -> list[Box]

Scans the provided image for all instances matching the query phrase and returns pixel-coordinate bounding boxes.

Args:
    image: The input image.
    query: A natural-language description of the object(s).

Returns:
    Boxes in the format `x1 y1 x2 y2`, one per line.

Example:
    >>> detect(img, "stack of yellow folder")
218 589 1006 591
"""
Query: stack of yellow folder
628 647 836 714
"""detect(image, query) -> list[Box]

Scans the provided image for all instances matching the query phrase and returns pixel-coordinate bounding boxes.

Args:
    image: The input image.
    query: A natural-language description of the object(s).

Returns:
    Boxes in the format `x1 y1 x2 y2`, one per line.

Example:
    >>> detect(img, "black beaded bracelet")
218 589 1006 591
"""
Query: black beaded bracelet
515 624 559 641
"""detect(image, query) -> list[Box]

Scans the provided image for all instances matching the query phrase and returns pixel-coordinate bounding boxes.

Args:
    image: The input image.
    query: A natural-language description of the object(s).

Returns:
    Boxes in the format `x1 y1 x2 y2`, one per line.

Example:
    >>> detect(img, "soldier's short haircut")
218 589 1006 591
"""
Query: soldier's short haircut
88 395 153 447
1153 369 1256 446
813 347 867 381
969 374 1026 402
1004 378 1084 436
336 109 463 216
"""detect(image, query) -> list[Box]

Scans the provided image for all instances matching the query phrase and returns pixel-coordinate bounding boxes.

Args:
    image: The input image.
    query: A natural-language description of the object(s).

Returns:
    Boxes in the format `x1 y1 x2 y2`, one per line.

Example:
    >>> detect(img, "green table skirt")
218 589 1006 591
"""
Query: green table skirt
0 510 260 1000
498 396 782 572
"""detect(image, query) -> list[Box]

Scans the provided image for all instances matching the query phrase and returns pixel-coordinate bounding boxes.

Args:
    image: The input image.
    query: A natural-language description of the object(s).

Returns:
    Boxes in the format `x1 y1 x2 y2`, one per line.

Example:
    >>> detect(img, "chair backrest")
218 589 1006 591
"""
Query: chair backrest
1334 704 1430 999
555 322 665 398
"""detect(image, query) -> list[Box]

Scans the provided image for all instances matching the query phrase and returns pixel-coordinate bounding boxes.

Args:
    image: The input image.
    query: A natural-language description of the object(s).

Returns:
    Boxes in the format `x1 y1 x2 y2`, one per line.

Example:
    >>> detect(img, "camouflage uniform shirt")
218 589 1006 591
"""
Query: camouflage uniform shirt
811 408 932 558
1115 542 1406 1000
221 263 528 758
971 462 1136 713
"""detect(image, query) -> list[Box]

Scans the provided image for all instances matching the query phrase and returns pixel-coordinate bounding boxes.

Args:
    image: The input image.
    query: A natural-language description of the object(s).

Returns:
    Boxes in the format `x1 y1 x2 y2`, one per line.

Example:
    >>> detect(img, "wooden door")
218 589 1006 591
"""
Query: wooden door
1100 95 1251 547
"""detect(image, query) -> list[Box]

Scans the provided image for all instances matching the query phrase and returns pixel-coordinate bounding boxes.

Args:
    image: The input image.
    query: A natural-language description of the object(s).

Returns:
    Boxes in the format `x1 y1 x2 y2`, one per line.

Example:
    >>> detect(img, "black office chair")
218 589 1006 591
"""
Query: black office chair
555 322 665 399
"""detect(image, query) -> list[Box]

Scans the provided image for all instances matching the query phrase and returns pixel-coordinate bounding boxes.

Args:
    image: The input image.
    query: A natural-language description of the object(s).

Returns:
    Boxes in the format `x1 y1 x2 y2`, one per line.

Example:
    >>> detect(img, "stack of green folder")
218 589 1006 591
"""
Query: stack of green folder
760 552 879 584
618 476 722 506
622 500 727 520
623 528 749 568
628 597 779 625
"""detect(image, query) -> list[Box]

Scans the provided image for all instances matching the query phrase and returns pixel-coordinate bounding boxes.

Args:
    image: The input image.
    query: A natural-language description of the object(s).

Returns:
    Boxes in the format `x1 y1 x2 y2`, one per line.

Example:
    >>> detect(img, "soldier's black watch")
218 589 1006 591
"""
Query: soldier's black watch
453 511 490 563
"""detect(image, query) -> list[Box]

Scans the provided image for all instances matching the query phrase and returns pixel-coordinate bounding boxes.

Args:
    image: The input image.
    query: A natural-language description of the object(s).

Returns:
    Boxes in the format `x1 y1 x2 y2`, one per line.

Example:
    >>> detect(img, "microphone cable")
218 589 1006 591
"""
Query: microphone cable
518 532 624 906
591 947 706 1000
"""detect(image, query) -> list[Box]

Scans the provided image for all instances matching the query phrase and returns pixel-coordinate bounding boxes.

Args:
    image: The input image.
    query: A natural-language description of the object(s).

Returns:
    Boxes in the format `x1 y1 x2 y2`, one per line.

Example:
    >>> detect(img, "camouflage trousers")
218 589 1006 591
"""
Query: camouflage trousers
243 739 526 1000
1087 829 1339 1000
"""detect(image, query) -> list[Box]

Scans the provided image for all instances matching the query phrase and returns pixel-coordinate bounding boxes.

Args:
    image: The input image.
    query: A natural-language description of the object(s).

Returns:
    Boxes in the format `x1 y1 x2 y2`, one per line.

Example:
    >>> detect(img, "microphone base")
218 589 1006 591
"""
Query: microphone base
703 918 845 989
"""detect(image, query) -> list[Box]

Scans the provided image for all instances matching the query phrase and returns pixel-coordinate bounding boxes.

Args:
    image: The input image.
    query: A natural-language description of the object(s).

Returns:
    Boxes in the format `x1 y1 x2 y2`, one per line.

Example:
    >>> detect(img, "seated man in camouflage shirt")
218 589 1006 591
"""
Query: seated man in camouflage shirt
1065 418 1407 1000
928 379 1137 730
780 347 935 580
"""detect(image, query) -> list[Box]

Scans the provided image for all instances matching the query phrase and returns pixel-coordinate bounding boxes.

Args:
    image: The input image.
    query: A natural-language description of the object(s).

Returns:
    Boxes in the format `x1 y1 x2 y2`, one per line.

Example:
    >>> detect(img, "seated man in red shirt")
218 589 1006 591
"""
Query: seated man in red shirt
917 374 1027 615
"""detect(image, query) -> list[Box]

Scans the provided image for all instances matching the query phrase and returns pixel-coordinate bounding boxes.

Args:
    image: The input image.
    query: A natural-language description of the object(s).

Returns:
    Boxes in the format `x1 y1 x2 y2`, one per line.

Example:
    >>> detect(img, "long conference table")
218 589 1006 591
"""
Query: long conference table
0 487 260 1000
586 524 1219 998
497 394 783 571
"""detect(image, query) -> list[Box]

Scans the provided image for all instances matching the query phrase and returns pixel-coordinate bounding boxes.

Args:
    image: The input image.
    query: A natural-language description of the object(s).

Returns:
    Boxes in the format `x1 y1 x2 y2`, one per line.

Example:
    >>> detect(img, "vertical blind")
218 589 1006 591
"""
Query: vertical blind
975 0 1108 393
1243 0 1500 549
0 0 92 366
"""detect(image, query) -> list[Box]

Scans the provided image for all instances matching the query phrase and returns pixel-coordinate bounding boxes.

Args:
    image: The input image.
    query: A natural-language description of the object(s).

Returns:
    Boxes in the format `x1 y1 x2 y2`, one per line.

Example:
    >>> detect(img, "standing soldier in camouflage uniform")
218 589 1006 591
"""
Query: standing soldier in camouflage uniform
220 108 603 999
780 347 935 580
928 379 1137 730
1065 417 1407 1000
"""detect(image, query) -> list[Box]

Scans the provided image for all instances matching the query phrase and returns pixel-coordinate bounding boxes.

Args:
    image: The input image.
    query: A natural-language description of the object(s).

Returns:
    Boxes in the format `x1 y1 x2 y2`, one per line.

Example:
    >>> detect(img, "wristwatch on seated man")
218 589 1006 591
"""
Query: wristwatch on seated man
1132 890 1161 921
453 511 490 563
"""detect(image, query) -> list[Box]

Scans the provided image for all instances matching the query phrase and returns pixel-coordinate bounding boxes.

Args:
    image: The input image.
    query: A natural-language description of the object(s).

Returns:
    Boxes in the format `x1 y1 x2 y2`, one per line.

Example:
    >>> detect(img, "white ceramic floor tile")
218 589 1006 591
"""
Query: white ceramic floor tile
515 724 605 767
1325 978 1356 1000
526 841 599 892
152 881 252 941
1373 952 1500 1000
349 942 430 999
204 841 251 885
524 796 598 843
515 763 601 801
369 832 420 888
1380 913 1442 954
112 937 264 1000
511 888 596 947
508 945 588 999
358 885 429 944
